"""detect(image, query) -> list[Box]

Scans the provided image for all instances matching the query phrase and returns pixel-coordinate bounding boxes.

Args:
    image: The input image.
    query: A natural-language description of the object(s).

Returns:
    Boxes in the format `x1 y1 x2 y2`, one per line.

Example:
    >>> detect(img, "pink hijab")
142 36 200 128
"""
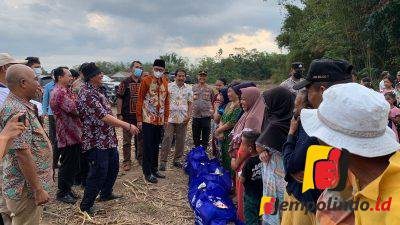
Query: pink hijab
232 87 265 140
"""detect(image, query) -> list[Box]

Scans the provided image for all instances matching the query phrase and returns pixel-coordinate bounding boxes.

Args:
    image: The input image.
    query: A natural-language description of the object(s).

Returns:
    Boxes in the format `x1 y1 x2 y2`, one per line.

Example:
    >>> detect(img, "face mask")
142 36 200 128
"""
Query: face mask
154 71 163 78
134 68 142 77
293 70 302 79
34 68 42 76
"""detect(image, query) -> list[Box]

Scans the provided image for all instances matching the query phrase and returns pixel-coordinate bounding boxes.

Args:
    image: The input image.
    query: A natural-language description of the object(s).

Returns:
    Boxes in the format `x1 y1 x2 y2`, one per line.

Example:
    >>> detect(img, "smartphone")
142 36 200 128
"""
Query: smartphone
18 114 26 123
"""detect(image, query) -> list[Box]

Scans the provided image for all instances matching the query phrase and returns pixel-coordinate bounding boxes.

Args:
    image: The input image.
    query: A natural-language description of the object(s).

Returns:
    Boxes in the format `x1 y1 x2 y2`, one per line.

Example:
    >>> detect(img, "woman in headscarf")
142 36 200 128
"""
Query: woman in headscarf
231 86 265 222
214 86 242 172
256 86 295 225
212 87 231 157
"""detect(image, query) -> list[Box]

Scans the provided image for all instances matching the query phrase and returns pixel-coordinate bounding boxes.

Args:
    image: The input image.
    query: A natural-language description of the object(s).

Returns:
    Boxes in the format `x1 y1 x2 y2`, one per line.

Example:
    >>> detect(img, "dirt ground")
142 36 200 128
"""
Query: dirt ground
41 125 194 225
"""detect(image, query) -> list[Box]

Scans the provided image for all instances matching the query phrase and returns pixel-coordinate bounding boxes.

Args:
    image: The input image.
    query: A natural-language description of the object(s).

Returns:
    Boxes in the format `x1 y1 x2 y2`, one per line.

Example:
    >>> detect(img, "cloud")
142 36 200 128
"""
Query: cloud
0 0 286 70
178 29 280 59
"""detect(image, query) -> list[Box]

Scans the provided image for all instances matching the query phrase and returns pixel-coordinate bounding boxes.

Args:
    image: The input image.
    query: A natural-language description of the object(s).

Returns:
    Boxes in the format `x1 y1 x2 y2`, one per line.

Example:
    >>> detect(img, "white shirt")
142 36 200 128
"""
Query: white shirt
0 82 10 108
379 80 385 92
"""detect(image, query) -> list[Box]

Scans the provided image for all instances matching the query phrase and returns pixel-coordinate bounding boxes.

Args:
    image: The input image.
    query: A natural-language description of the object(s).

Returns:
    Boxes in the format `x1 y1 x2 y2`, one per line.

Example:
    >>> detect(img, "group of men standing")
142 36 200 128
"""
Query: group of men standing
0 53 218 224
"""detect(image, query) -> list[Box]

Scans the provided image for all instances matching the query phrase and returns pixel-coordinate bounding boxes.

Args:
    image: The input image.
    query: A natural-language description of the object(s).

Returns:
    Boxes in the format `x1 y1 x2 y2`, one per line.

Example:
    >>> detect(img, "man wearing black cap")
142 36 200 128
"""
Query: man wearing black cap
192 70 214 148
137 59 170 183
279 58 353 225
280 62 305 94
77 62 139 215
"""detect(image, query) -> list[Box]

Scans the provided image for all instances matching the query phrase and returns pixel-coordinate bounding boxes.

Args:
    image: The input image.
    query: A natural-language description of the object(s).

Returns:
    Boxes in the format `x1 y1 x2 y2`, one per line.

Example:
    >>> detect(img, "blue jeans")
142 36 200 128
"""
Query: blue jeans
80 147 119 211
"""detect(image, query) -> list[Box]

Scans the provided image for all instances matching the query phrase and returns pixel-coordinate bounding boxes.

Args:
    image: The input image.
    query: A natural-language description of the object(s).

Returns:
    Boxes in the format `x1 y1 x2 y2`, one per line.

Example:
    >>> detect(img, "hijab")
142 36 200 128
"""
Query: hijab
232 82 256 97
256 86 295 152
232 87 265 140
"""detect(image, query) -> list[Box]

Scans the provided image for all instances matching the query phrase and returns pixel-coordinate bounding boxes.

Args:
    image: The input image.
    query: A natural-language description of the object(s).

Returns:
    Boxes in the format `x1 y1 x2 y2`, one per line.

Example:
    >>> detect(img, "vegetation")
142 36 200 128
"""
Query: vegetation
275 0 400 84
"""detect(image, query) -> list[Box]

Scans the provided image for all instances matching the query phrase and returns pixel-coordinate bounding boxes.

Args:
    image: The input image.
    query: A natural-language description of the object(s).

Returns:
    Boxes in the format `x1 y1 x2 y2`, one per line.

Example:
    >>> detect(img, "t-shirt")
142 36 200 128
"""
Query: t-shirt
241 155 263 198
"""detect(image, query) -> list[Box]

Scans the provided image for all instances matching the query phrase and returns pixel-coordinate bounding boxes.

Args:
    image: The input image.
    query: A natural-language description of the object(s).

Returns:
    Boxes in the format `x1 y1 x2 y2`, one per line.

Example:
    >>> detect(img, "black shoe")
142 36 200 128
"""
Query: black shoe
153 171 166 179
57 194 77 204
69 190 80 199
172 162 183 169
99 194 123 202
81 206 98 217
145 175 158 183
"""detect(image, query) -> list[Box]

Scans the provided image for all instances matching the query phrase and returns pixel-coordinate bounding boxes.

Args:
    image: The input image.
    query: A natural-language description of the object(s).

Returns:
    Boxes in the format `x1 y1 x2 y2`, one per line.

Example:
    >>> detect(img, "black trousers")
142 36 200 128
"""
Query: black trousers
75 151 89 186
49 115 60 168
192 117 211 148
57 144 81 197
80 148 119 211
142 123 163 176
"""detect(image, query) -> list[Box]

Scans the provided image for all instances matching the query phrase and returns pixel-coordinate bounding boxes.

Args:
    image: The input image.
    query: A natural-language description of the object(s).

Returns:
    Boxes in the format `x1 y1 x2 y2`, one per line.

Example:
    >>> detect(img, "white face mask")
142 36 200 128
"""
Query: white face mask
34 68 42 76
154 70 163 78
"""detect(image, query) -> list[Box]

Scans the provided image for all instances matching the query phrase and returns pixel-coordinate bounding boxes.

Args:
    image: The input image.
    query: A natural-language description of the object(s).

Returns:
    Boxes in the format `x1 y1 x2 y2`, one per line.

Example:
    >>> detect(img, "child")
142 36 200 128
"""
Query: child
384 92 399 141
239 131 263 225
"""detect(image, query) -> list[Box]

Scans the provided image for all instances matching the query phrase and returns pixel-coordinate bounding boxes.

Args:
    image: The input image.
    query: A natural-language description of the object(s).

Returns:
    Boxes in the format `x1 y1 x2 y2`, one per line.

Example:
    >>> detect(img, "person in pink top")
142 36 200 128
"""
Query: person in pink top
50 67 82 204
384 92 399 141
231 86 265 222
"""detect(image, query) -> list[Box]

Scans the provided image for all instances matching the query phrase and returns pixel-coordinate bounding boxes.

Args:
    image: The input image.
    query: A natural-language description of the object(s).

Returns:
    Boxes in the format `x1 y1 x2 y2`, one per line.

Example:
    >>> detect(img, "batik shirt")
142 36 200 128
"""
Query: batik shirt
168 82 193 124
0 93 53 200
50 84 82 148
77 83 117 152
137 75 170 125
116 76 141 117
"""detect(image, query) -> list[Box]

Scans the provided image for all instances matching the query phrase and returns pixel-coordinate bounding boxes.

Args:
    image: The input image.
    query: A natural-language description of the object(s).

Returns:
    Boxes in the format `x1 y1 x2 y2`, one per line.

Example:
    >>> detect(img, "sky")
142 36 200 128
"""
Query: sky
0 0 289 70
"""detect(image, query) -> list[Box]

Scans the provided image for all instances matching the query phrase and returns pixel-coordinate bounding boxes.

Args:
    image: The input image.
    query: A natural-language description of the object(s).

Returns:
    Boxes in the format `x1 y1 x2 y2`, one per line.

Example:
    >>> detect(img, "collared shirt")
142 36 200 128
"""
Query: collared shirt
50 84 82 148
353 151 400 225
192 84 214 118
136 75 170 125
280 77 305 94
42 80 55 115
77 83 117 152
168 82 193 124
0 93 53 200
116 76 141 117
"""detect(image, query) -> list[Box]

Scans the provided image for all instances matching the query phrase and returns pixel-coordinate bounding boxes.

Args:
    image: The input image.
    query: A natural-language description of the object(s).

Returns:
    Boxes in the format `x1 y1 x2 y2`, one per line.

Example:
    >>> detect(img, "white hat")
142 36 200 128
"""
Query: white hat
301 83 400 158
0 53 27 67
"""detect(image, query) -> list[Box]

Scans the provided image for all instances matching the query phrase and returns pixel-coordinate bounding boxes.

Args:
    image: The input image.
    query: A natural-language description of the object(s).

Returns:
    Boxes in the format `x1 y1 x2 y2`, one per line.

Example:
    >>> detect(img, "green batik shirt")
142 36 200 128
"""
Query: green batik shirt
0 93 53 200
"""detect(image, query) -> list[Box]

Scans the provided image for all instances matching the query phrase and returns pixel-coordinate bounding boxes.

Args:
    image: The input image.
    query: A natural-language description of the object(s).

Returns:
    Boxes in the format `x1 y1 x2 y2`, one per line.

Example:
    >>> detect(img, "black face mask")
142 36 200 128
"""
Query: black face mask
293 70 302 79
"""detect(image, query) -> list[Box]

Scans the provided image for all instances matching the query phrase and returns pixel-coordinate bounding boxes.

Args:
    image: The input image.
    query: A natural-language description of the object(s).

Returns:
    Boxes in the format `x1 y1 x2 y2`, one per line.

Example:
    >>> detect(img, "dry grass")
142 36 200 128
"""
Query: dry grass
41 126 194 225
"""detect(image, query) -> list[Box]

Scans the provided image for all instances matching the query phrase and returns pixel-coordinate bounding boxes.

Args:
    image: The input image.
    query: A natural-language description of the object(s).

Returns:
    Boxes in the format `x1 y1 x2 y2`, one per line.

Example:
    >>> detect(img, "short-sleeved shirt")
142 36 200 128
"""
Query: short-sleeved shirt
168 82 193 124
192 84 214 118
136 75 170 125
280 77 305 94
50 85 82 148
77 83 117 152
0 93 53 200
241 155 263 199
116 76 141 117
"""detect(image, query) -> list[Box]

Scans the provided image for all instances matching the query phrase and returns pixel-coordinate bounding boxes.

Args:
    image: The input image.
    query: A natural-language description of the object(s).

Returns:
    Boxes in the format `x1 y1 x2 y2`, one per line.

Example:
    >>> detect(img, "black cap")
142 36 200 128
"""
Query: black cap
291 62 303 70
198 70 207 76
153 59 165 68
293 59 353 90
81 62 102 82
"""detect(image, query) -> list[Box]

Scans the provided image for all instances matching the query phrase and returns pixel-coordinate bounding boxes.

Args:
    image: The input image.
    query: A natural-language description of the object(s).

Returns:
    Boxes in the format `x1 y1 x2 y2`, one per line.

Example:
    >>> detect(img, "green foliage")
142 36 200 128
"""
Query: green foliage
74 50 290 84
276 0 400 84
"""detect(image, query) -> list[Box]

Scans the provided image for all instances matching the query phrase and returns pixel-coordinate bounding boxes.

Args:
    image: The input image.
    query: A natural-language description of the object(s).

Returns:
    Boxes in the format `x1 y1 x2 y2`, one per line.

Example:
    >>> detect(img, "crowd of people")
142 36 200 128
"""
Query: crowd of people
0 52 399 225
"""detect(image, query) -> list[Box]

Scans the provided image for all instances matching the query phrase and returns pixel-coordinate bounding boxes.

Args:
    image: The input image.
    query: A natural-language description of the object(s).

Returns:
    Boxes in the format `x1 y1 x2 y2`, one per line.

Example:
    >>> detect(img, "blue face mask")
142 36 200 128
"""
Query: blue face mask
134 68 142 77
